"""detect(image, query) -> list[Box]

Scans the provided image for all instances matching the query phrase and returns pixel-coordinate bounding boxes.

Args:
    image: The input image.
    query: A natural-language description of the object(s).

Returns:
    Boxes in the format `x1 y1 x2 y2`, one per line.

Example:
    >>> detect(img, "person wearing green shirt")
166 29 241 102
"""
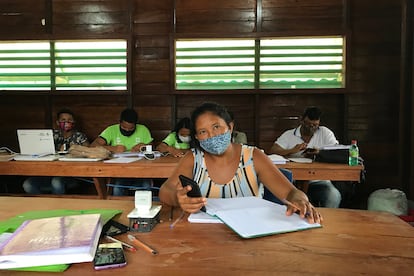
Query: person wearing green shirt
91 108 153 196
156 117 192 157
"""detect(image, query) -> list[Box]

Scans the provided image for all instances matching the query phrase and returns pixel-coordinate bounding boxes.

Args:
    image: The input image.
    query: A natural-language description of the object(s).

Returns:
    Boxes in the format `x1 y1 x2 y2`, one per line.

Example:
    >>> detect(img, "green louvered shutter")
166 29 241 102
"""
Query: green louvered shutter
54 40 127 90
0 42 51 90
175 40 255 90
260 37 344 89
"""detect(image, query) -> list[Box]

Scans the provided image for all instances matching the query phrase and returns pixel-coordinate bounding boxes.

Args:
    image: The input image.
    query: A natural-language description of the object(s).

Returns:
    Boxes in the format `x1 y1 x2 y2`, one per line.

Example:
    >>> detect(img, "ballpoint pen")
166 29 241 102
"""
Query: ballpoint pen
127 234 158 255
105 235 136 252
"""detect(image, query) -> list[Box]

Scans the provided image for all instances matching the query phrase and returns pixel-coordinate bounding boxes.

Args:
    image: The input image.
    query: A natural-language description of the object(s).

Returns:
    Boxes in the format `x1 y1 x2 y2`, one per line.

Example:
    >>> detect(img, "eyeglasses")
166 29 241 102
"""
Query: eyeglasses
58 120 74 123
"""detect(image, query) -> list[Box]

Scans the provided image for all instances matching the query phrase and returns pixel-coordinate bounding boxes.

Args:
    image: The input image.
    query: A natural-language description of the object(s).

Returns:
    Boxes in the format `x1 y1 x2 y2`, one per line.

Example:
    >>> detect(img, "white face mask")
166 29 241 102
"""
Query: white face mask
179 135 191 143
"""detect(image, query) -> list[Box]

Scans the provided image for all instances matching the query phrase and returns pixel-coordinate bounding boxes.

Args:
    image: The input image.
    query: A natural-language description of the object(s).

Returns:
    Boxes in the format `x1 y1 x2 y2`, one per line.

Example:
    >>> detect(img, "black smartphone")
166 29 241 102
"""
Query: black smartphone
179 174 206 212
93 243 127 270
102 219 129 237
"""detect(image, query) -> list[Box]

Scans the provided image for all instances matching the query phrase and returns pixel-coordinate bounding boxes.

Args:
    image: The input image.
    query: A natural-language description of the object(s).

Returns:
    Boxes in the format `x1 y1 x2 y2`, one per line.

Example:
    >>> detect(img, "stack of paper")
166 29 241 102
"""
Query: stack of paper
267 154 289 164
288 157 313 163
188 197 321 239
104 157 142 163
112 151 162 158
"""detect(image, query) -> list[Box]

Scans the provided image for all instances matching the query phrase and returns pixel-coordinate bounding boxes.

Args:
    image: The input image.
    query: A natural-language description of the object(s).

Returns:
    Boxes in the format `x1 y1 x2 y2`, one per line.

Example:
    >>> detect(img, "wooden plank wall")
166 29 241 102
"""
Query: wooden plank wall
0 0 411 201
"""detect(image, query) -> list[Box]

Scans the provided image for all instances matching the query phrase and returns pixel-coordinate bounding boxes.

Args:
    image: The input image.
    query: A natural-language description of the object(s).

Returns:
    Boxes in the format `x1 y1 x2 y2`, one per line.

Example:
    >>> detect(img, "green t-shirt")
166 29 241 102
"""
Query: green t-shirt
99 124 153 151
162 132 190 150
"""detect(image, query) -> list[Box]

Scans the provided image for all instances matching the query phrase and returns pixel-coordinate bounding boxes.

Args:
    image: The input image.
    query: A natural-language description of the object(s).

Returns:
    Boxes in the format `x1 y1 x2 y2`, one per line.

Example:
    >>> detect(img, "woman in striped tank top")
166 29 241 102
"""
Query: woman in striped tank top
159 102 322 224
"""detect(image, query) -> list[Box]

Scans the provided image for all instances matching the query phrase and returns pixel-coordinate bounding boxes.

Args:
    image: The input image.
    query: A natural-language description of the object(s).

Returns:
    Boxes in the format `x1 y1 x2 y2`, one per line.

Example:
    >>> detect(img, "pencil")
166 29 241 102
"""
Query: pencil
169 206 174 221
281 198 300 210
169 210 185 229
127 234 158 255
281 199 310 217
105 235 136 252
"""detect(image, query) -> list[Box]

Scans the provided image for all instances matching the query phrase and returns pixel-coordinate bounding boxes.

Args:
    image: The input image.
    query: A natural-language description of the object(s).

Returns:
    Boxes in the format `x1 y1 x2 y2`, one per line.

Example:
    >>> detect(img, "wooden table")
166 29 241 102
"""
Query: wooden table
0 157 363 199
0 196 412 275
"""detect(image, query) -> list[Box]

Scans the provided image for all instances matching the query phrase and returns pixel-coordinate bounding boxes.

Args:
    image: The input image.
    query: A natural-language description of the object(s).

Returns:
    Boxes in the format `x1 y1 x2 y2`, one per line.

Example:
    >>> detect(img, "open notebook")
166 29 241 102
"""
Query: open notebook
13 129 58 161
189 197 321 239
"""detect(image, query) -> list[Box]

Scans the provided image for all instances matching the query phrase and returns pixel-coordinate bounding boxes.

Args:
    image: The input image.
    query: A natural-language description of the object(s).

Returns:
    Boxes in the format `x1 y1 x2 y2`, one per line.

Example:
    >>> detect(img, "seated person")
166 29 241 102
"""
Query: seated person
159 102 321 224
232 130 247 144
156 117 192 157
91 108 153 196
228 111 247 144
23 108 89 194
269 106 341 208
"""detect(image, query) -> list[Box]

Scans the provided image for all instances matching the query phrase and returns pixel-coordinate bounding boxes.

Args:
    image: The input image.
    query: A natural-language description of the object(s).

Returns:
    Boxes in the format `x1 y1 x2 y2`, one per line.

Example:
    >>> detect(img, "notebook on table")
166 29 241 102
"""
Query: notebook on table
58 156 103 162
13 129 58 161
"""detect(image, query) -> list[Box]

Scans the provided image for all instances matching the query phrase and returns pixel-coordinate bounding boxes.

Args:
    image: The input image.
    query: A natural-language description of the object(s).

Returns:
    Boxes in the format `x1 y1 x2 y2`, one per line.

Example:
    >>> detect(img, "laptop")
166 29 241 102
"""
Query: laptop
14 129 58 161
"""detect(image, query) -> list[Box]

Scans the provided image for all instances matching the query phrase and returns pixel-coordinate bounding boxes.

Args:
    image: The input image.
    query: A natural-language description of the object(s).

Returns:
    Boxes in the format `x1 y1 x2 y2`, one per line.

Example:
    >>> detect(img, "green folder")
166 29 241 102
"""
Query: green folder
0 208 122 272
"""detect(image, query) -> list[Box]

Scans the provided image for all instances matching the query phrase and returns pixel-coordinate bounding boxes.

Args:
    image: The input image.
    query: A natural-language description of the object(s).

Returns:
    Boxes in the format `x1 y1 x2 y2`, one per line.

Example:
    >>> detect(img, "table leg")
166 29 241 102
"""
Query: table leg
296 180 310 194
93 177 108 199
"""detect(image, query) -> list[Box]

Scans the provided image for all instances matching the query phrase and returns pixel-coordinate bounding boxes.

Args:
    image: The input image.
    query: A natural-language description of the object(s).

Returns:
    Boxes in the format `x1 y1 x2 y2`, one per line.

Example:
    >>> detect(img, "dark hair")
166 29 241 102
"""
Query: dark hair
174 117 191 141
120 108 138 124
302 106 322 121
190 102 232 148
57 108 74 120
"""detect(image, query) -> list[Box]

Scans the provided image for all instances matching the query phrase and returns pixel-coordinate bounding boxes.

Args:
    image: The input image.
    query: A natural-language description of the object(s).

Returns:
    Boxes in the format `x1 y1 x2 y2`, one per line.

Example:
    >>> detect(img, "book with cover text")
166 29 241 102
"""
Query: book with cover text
0 214 102 269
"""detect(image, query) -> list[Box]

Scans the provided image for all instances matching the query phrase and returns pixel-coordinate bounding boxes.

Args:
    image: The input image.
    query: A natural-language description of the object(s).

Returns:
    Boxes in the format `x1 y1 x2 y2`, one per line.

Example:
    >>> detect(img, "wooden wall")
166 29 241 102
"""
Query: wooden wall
0 0 412 201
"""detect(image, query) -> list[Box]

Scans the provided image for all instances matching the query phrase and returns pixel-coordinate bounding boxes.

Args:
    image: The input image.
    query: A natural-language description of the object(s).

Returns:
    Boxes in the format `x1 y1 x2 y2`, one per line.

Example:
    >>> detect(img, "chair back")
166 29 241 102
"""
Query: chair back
263 168 293 204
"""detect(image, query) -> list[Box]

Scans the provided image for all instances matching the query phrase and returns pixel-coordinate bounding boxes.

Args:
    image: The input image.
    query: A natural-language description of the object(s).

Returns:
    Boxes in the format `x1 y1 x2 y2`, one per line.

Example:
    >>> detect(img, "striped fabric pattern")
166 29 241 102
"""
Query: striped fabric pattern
192 145 261 198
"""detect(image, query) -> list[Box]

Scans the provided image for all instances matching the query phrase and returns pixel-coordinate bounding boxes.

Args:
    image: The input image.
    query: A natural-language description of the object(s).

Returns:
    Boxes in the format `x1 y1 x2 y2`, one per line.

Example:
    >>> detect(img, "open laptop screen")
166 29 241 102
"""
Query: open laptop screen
17 129 55 155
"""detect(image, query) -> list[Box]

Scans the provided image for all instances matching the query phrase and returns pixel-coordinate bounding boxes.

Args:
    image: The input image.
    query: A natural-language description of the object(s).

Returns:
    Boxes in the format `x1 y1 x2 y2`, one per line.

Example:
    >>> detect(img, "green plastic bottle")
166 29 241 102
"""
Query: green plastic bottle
348 140 359 166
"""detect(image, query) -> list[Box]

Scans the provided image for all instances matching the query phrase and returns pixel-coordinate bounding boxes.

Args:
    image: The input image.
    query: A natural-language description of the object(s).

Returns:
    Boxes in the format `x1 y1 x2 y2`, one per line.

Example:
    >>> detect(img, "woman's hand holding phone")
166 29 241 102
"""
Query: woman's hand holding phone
178 175 207 213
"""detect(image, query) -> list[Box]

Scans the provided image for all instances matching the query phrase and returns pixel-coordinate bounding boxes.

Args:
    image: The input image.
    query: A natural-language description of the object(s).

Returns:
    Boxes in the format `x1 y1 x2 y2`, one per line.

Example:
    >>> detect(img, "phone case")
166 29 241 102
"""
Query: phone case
93 243 127 270
179 175 206 212
102 219 129 237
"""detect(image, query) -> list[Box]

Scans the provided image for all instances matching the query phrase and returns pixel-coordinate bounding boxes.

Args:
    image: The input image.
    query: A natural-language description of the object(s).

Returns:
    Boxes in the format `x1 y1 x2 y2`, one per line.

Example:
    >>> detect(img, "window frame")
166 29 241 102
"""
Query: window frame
0 39 128 93
173 36 346 93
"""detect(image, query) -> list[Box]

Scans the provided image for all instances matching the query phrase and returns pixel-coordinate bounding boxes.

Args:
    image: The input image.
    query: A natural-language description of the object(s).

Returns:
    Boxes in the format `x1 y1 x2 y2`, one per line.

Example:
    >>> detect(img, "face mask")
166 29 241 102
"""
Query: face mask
120 127 135 137
179 135 191 143
59 121 73 132
199 131 231 155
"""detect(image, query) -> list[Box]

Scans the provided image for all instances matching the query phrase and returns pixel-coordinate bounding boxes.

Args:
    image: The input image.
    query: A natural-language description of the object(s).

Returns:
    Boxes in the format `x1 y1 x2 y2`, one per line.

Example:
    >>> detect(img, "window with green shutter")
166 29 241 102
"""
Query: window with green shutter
175 40 255 90
54 41 127 90
175 37 344 90
0 42 51 90
0 40 127 91
260 37 343 89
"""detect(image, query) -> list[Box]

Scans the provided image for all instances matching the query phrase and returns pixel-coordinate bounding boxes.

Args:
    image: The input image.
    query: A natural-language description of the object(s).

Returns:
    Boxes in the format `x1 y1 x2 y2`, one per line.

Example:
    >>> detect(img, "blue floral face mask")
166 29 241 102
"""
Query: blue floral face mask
199 131 231 155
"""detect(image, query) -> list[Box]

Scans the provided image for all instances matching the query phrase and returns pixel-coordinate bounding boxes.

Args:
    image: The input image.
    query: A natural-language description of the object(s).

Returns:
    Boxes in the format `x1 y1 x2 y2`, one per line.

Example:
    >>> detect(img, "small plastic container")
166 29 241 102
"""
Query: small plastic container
399 210 414 226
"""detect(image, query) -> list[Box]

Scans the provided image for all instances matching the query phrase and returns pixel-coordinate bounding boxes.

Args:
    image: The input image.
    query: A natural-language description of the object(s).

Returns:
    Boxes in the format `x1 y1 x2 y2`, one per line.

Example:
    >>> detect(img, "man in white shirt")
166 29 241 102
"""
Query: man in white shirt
269 106 342 208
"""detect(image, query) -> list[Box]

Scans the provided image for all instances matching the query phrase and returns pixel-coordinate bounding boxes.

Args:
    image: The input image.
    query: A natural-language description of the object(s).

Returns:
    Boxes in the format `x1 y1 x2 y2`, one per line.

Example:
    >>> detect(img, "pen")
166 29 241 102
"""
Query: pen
169 210 185 229
105 235 136 252
127 234 158 255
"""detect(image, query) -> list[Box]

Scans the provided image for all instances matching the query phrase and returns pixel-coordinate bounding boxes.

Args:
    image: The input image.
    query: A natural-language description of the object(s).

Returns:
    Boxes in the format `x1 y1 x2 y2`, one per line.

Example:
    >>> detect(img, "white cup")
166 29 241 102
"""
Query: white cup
140 145 152 153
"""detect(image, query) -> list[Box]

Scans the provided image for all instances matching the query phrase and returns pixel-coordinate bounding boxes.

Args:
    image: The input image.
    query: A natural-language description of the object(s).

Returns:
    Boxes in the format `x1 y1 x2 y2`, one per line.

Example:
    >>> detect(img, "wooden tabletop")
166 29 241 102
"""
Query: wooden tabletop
0 158 364 199
0 157 363 181
0 196 412 275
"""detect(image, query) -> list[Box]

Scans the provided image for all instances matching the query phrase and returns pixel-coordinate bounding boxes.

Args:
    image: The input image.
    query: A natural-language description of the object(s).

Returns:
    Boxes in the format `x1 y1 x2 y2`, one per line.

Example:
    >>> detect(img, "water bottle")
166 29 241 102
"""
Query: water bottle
348 140 359 166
